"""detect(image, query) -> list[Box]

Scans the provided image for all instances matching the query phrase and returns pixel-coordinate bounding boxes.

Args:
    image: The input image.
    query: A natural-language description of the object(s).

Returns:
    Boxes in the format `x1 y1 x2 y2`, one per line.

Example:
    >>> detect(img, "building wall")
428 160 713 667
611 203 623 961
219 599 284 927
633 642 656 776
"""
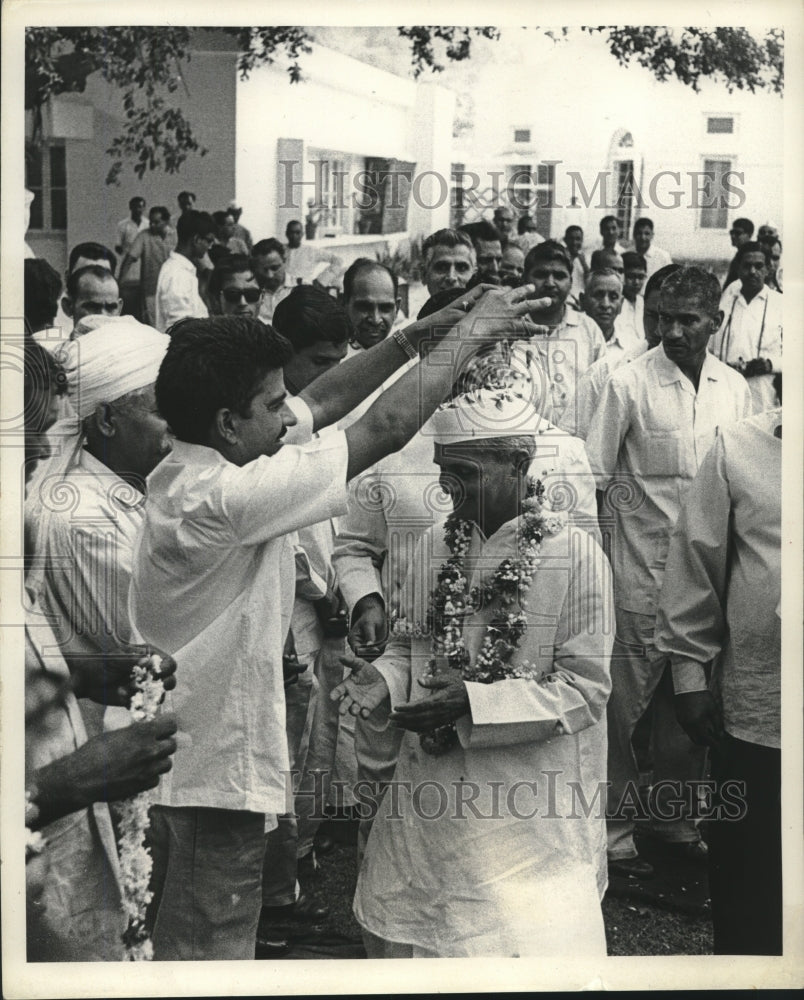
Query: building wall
235 45 453 244
452 31 783 263
27 33 239 275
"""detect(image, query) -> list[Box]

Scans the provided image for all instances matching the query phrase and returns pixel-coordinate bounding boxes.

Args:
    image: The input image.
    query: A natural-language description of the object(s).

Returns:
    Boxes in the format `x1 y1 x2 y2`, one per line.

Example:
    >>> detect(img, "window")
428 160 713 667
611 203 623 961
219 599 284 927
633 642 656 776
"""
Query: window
707 116 734 134
507 164 533 213
450 163 466 228
614 160 636 237
700 159 732 229
25 143 67 231
514 129 531 144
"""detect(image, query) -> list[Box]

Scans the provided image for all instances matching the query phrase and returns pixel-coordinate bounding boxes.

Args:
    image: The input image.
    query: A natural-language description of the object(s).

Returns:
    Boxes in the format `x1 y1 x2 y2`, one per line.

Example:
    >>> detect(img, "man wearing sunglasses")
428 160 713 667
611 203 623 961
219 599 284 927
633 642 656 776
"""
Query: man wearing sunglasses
209 255 262 318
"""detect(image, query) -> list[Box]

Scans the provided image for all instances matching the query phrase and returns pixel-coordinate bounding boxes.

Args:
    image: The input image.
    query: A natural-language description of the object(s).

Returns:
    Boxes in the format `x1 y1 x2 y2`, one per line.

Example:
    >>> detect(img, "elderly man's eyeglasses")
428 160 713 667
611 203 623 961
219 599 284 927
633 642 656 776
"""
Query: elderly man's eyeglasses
222 287 261 304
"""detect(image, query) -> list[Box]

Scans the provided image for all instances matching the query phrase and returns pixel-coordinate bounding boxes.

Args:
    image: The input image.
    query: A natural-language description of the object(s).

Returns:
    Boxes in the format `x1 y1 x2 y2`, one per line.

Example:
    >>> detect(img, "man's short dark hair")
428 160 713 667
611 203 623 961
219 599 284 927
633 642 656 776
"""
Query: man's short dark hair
622 252 647 272
633 217 654 232
564 225 583 237
156 317 294 444
644 263 681 300
272 286 350 354
422 228 473 263
150 205 171 222
177 210 215 244
178 190 196 204
732 217 754 237
342 258 398 301
25 258 62 333
459 220 502 247
660 266 721 317
518 215 535 235
212 210 233 228
524 239 572 275
209 254 255 298
734 241 772 267
25 334 67 422
590 249 623 271
285 220 302 234
67 241 117 275
66 264 119 299
129 196 145 211
252 238 286 261
599 215 618 229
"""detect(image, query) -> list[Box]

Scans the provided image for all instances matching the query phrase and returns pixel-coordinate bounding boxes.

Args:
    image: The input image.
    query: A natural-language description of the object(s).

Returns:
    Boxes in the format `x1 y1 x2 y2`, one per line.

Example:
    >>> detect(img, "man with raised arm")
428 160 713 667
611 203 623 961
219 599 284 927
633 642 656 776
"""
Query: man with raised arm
130 283 544 960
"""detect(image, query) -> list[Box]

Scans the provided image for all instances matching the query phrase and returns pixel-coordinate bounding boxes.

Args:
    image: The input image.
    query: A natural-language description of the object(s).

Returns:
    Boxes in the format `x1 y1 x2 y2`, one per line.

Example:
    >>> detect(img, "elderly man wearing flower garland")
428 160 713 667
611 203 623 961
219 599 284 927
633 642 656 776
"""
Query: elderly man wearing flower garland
332 389 614 958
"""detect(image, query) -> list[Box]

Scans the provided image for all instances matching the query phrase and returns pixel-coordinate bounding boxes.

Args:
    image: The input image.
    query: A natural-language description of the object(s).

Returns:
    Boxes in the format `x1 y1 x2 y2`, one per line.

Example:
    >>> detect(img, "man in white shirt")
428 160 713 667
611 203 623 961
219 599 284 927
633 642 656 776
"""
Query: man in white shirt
598 215 627 255
129 284 544 960
564 262 676 440
154 210 216 333
632 217 672 279
581 268 626 356
284 219 343 288
61 265 123 333
25 322 172 736
655 407 782 955
253 238 294 325
522 240 608 434
711 241 782 413
115 196 148 319
564 225 589 304
585 266 753 878
342 259 401 351
421 228 476 297
614 251 647 347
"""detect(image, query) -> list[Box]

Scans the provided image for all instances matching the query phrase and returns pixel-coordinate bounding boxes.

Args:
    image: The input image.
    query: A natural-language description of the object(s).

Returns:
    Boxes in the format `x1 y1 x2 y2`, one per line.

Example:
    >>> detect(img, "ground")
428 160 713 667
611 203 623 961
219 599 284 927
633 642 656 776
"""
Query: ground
257 816 713 960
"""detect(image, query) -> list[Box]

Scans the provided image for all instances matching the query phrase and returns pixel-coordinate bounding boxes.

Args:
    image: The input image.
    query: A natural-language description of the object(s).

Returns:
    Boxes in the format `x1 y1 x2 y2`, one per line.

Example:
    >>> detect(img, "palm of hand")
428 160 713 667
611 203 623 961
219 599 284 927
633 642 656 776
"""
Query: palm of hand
331 656 389 718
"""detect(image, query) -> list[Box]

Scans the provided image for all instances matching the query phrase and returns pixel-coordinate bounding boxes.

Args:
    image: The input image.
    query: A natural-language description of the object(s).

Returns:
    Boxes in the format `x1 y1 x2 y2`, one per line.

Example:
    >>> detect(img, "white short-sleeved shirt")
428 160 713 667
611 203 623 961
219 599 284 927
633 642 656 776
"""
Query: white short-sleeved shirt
129 431 349 814
711 282 782 413
154 252 208 334
584 347 752 615
527 307 607 435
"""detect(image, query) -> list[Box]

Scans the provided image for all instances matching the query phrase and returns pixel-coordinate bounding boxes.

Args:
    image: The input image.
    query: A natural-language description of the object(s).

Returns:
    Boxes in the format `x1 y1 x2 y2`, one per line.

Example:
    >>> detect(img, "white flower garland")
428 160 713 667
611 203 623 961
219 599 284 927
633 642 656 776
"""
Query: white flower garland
115 656 165 961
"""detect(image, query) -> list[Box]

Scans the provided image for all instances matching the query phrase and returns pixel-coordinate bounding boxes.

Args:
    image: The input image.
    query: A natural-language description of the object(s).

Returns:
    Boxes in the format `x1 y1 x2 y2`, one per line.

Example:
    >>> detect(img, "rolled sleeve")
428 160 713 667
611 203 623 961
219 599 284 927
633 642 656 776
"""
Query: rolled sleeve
332 469 389 612
670 657 709 694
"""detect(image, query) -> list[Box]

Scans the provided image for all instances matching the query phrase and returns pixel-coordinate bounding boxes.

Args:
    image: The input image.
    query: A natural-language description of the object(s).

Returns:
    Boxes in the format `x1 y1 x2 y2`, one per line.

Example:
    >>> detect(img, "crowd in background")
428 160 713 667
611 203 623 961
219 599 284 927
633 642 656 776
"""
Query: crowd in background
21 188 783 962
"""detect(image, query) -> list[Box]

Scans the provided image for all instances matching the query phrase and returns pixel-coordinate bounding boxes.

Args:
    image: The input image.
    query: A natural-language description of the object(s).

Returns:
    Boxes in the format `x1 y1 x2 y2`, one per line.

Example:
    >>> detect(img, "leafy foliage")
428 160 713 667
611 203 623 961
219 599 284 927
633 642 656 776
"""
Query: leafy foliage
25 25 784 186
583 26 784 95
396 27 501 77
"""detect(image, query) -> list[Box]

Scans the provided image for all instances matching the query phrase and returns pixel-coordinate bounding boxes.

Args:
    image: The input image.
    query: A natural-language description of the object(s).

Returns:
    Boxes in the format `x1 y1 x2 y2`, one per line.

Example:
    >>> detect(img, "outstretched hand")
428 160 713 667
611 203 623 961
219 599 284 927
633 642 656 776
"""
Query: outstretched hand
331 652 390 719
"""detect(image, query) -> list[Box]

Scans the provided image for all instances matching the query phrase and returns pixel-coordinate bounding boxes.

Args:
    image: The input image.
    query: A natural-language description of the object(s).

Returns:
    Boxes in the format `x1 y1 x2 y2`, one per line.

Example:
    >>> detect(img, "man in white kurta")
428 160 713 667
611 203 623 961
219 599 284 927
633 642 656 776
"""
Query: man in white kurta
25 323 171 735
585 267 753 873
710 242 782 413
334 393 613 957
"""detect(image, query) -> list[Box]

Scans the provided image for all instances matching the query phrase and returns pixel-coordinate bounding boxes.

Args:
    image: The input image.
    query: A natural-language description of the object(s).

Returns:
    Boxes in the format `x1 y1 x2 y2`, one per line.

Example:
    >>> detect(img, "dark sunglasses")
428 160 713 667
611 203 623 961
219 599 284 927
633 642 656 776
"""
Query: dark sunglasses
222 287 261 304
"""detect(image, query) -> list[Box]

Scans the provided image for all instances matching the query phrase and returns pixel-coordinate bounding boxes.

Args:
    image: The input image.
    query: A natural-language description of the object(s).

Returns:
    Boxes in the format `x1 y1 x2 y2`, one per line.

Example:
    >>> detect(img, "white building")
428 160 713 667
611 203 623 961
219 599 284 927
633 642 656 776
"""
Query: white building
25 30 454 276
449 31 783 262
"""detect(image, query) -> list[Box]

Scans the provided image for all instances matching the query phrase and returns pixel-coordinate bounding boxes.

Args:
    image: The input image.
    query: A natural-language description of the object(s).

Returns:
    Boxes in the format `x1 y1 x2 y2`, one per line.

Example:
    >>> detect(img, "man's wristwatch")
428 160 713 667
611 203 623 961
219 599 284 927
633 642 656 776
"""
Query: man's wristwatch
392 328 418 361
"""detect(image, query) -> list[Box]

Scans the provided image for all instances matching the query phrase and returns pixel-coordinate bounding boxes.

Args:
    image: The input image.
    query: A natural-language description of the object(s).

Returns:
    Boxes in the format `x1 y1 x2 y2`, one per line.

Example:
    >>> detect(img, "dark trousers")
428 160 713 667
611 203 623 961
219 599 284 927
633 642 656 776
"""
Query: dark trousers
709 735 782 955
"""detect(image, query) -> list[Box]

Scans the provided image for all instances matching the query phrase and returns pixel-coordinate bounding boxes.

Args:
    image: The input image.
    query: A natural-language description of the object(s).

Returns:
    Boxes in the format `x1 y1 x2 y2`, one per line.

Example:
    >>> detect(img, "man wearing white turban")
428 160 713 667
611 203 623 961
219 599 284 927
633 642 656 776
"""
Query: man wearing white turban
333 387 614 958
25 321 171 733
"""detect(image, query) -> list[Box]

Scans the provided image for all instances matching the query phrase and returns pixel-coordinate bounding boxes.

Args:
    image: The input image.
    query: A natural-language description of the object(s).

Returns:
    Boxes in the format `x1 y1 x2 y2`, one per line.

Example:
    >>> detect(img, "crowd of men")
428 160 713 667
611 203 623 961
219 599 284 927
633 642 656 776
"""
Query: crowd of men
22 192 783 962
